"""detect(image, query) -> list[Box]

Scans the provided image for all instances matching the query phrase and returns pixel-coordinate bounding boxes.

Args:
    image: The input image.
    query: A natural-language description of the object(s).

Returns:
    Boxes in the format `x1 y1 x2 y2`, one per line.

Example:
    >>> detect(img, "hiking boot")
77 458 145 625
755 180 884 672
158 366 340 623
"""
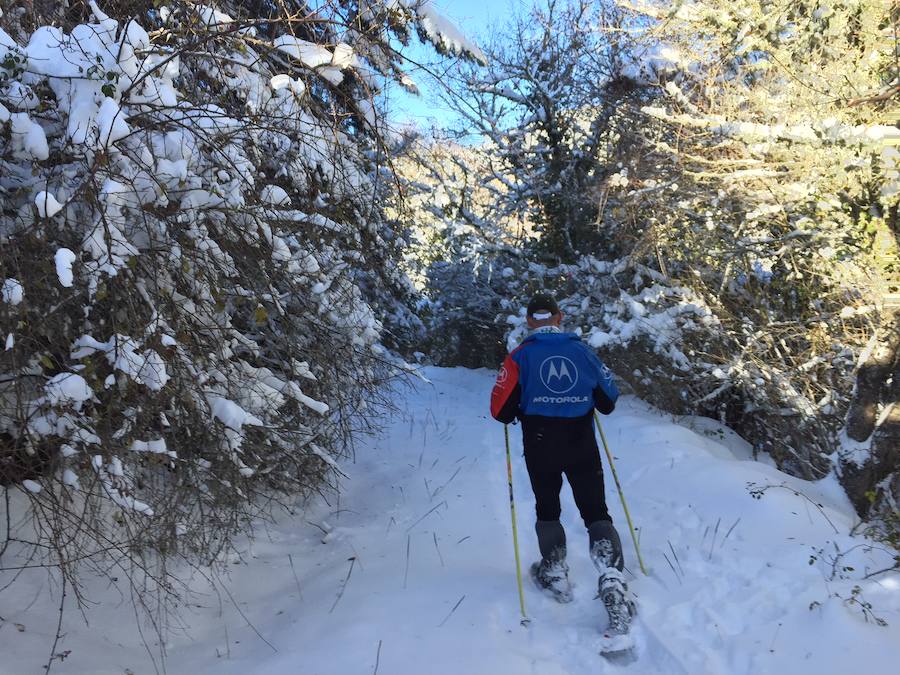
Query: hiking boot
588 521 624 574
530 557 573 603
597 568 636 635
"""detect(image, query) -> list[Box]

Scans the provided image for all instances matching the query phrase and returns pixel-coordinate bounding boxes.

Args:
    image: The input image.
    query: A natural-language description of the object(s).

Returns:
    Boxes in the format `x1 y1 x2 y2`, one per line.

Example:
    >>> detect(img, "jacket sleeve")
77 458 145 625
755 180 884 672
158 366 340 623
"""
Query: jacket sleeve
589 351 619 415
490 353 521 423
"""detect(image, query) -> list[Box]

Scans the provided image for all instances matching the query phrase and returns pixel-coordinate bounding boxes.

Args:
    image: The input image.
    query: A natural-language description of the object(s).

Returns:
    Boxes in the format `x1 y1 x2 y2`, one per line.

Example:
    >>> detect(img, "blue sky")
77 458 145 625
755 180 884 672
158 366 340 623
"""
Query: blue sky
384 0 526 130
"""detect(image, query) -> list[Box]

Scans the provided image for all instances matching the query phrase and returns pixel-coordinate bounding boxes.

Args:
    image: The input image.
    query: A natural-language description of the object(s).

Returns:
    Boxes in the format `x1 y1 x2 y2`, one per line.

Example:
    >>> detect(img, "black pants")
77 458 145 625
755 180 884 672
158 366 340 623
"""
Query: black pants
522 414 610 528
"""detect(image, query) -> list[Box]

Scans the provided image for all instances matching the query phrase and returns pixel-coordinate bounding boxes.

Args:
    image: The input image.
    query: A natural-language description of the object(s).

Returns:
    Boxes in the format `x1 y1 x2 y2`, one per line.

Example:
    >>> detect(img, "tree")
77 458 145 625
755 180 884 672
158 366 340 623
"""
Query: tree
442 0 645 260
0 0 485 634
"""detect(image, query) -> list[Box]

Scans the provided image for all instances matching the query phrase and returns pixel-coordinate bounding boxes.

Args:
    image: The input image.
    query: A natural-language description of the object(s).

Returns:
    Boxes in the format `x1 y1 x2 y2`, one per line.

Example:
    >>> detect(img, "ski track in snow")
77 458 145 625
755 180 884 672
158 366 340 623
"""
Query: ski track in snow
2 367 899 674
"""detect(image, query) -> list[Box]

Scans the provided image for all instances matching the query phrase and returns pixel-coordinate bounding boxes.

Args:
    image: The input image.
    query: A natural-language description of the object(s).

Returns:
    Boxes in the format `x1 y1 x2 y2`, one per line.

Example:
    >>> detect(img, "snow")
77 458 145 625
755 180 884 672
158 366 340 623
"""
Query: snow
9 112 49 160
3 81 39 109
35 191 64 218
62 469 80 489
331 43 355 69
91 453 154 516
288 384 329 415
207 395 265 431
196 4 237 29
44 373 93 409
22 479 41 494
642 105 900 155
54 248 77 287
269 73 305 96
1 278 24 305
130 438 175 458
1 367 898 674
622 44 686 84
0 26 16 53
71 335 169 391
273 36 333 68
96 97 130 148
412 0 487 65
260 185 290 206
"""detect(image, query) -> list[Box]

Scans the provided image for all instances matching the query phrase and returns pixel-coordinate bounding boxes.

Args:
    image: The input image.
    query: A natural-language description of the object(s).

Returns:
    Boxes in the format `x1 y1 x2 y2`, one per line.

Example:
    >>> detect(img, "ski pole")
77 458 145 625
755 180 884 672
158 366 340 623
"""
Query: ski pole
594 412 647 576
504 425 530 626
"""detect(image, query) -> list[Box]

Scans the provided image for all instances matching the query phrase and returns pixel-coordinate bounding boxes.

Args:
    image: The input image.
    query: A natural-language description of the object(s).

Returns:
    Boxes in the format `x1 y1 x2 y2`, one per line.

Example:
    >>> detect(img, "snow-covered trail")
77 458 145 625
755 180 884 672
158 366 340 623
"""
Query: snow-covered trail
3 367 900 674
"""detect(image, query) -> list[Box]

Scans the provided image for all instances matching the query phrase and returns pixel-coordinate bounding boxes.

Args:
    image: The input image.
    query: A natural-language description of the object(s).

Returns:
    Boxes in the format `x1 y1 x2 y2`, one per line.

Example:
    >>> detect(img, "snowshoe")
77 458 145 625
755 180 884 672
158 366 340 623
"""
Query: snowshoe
529 559 573 603
597 569 637 659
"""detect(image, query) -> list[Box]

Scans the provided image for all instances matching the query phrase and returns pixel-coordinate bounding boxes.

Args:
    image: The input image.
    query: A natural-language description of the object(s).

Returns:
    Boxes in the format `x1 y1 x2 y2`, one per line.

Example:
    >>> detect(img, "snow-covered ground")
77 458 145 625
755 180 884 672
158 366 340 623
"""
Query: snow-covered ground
2 367 899 674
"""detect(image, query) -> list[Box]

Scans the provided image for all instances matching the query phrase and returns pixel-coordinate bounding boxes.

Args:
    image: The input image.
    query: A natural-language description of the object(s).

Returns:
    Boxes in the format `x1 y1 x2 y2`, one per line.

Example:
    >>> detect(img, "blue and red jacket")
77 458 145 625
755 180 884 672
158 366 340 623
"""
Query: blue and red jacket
490 332 618 423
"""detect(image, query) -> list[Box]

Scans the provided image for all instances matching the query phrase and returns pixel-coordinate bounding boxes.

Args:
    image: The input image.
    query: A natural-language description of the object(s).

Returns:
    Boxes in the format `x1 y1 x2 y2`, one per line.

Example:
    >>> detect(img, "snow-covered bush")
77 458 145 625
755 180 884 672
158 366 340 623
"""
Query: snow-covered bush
388 134 533 367
0 0 484 594
601 0 899 519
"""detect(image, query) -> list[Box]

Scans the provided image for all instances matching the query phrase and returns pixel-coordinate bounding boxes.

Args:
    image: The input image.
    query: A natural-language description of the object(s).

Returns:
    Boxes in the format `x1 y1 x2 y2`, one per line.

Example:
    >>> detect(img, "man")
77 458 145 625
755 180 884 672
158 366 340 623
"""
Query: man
489 292 634 636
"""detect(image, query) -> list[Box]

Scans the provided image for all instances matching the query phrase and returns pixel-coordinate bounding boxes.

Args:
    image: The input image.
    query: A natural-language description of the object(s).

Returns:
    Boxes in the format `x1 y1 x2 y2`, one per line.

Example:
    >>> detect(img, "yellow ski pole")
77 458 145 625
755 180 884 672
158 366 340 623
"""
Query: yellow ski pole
504 425 530 625
594 412 647 575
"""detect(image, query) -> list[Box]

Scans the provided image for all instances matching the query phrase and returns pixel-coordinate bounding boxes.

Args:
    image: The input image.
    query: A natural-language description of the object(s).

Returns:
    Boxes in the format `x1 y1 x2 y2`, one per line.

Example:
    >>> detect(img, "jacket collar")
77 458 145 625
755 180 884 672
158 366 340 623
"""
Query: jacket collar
524 327 580 344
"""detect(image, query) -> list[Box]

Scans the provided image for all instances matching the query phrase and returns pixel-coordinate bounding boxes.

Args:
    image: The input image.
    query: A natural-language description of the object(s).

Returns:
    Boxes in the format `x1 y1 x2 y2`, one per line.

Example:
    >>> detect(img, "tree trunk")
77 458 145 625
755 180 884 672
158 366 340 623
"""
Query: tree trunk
841 313 900 517
846 315 900 441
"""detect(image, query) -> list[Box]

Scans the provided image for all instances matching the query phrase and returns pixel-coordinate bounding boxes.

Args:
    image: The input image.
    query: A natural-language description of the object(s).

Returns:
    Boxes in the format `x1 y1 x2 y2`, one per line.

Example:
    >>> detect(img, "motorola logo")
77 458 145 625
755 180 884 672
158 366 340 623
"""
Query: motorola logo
539 357 578 394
